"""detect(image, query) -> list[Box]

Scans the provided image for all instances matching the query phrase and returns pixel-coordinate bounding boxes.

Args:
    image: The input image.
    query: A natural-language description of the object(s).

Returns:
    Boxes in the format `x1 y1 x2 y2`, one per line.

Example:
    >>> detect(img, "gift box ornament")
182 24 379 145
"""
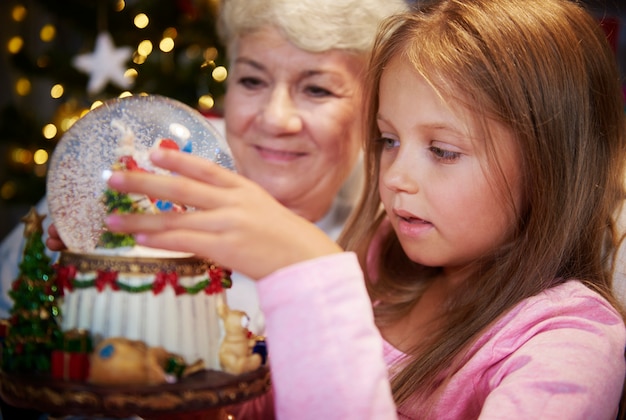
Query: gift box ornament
61 328 93 353
51 329 92 381
51 350 90 381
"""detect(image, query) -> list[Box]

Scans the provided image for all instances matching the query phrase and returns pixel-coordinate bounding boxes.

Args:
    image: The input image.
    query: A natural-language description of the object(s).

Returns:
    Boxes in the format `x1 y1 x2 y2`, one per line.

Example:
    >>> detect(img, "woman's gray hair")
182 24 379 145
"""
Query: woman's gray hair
218 0 408 57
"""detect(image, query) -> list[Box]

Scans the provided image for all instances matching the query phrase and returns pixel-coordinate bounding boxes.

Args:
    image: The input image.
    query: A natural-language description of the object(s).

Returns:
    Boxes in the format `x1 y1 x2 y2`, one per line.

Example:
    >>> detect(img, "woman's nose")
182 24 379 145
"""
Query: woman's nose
260 86 303 134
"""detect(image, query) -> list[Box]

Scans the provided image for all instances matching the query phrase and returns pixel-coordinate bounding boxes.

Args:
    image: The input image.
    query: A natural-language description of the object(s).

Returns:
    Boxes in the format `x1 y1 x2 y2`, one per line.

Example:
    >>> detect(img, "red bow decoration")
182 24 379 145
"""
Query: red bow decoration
205 266 230 295
53 264 77 295
208 266 224 283
95 270 119 292
173 283 186 295
153 271 179 295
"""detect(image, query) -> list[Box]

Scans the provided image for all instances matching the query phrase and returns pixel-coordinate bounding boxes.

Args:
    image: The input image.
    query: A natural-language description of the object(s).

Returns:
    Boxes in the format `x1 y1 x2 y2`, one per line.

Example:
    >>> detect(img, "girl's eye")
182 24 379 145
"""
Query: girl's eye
429 146 461 162
378 137 399 149
304 85 333 98
238 76 265 89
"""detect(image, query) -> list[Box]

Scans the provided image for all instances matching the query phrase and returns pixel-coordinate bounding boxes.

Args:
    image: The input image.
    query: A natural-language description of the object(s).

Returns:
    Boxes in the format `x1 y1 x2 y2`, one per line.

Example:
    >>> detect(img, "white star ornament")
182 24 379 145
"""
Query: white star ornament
73 32 133 95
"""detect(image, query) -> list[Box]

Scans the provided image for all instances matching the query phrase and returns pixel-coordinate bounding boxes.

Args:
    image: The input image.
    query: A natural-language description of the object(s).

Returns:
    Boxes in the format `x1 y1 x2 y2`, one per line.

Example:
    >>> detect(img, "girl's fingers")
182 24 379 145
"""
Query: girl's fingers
107 150 257 211
105 209 237 234
107 171 233 211
148 149 242 188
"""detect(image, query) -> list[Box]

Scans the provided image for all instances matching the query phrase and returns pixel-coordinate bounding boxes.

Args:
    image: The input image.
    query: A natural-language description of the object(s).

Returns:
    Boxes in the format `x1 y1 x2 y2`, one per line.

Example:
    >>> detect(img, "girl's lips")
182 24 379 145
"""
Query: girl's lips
254 145 307 162
394 210 433 237
394 208 428 223
400 216 430 224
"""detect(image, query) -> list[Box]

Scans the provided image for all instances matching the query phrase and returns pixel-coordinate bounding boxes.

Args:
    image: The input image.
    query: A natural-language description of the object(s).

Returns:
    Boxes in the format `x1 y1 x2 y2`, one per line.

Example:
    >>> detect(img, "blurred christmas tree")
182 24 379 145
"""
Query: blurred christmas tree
2 208 62 373
0 0 227 212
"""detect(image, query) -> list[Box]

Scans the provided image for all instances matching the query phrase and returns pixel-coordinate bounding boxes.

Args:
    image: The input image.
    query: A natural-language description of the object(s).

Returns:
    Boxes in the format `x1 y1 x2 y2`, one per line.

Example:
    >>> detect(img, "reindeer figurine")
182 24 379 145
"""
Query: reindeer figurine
217 299 263 375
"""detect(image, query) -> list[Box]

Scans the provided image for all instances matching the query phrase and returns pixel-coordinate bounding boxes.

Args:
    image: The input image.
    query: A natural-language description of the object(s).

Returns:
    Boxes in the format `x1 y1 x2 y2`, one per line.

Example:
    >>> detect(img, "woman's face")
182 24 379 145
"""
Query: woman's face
224 26 364 222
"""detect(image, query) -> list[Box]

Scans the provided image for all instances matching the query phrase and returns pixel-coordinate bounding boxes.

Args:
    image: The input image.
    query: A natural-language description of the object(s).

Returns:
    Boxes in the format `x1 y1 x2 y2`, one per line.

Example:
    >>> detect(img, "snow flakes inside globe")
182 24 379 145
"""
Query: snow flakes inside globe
47 95 234 253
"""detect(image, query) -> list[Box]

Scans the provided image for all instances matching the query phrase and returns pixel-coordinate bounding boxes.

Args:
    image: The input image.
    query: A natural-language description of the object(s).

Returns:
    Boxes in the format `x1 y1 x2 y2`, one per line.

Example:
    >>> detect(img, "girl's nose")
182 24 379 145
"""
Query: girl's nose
259 86 303 134
381 152 419 195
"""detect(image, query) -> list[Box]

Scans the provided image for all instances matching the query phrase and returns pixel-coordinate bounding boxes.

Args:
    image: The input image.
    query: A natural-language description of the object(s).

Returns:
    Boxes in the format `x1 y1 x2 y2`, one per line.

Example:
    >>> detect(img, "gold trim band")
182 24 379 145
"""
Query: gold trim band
59 252 213 276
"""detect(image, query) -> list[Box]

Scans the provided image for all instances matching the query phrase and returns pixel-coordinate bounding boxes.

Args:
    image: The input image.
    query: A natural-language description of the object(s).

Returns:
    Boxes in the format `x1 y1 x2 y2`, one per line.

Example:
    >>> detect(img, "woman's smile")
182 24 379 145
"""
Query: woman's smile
254 144 308 162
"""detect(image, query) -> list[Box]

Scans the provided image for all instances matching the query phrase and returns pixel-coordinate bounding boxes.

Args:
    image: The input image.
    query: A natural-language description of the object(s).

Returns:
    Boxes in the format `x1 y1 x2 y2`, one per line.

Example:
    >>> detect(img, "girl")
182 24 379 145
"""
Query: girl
104 0 626 417
340 0 626 417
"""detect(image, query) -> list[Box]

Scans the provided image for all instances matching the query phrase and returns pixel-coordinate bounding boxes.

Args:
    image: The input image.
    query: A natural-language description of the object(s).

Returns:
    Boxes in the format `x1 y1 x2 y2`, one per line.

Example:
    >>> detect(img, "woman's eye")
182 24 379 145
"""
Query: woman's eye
304 85 333 98
238 76 265 89
429 146 460 162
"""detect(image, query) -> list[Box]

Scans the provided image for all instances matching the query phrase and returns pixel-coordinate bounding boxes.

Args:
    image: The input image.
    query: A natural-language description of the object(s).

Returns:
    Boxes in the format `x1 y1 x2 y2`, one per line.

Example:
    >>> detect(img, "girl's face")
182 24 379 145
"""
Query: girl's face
377 57 522 279
223 26 364 222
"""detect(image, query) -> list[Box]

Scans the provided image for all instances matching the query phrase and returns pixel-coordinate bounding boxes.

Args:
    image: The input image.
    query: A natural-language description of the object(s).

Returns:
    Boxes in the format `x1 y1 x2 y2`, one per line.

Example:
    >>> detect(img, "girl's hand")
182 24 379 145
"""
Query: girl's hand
105 149 342 280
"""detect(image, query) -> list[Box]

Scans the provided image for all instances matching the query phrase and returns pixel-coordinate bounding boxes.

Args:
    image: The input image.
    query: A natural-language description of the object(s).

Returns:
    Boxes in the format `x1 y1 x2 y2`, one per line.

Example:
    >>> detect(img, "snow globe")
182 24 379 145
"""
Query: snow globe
46 94 234 253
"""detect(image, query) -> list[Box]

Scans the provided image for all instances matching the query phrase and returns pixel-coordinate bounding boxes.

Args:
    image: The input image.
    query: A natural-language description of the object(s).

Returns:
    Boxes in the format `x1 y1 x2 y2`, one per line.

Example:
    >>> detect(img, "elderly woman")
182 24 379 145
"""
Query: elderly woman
216 0 407 333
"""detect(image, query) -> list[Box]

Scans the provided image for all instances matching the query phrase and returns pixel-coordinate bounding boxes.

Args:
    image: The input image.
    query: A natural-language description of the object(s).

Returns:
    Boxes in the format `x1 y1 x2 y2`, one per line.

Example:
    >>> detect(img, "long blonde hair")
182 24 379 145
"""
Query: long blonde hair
339 0 626 407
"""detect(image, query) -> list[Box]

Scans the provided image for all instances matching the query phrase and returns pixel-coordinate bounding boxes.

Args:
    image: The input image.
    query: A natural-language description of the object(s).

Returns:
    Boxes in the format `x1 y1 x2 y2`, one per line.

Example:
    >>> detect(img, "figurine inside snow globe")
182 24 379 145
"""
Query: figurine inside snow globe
46 94 234 254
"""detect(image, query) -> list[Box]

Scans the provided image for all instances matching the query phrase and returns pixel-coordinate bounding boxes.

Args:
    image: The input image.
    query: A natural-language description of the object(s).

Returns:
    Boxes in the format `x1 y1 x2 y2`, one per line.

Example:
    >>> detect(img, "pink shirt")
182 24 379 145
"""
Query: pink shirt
251 252 625 419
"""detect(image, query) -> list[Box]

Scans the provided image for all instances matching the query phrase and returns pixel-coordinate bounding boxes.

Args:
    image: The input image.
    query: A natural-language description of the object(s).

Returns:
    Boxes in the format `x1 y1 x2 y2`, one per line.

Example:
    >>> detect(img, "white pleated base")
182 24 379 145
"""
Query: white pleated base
60 271 224 370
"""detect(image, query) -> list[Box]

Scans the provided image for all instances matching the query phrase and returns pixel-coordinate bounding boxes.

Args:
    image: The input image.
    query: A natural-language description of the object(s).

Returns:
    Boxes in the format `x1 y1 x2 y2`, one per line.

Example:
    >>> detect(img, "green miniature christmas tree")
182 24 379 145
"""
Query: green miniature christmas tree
2 208 63 373
97 188 142 248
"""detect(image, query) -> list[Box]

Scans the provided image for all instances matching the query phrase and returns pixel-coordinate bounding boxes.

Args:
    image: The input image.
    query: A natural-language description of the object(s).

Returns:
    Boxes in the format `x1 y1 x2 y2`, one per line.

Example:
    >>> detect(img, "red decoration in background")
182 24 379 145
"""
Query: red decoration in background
11 278 21 292
599 16 620 53
597 15 625 105
176 0 199 19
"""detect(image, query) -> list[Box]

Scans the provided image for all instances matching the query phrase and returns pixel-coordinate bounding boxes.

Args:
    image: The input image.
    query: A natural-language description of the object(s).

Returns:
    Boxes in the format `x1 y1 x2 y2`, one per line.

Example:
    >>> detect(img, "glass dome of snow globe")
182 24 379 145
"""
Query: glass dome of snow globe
46 94 234 253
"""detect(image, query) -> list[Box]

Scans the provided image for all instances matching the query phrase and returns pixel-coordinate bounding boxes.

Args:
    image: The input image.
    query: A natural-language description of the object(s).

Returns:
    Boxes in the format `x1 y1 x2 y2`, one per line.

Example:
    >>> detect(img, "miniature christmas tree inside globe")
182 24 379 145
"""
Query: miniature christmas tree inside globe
46 94 234 253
